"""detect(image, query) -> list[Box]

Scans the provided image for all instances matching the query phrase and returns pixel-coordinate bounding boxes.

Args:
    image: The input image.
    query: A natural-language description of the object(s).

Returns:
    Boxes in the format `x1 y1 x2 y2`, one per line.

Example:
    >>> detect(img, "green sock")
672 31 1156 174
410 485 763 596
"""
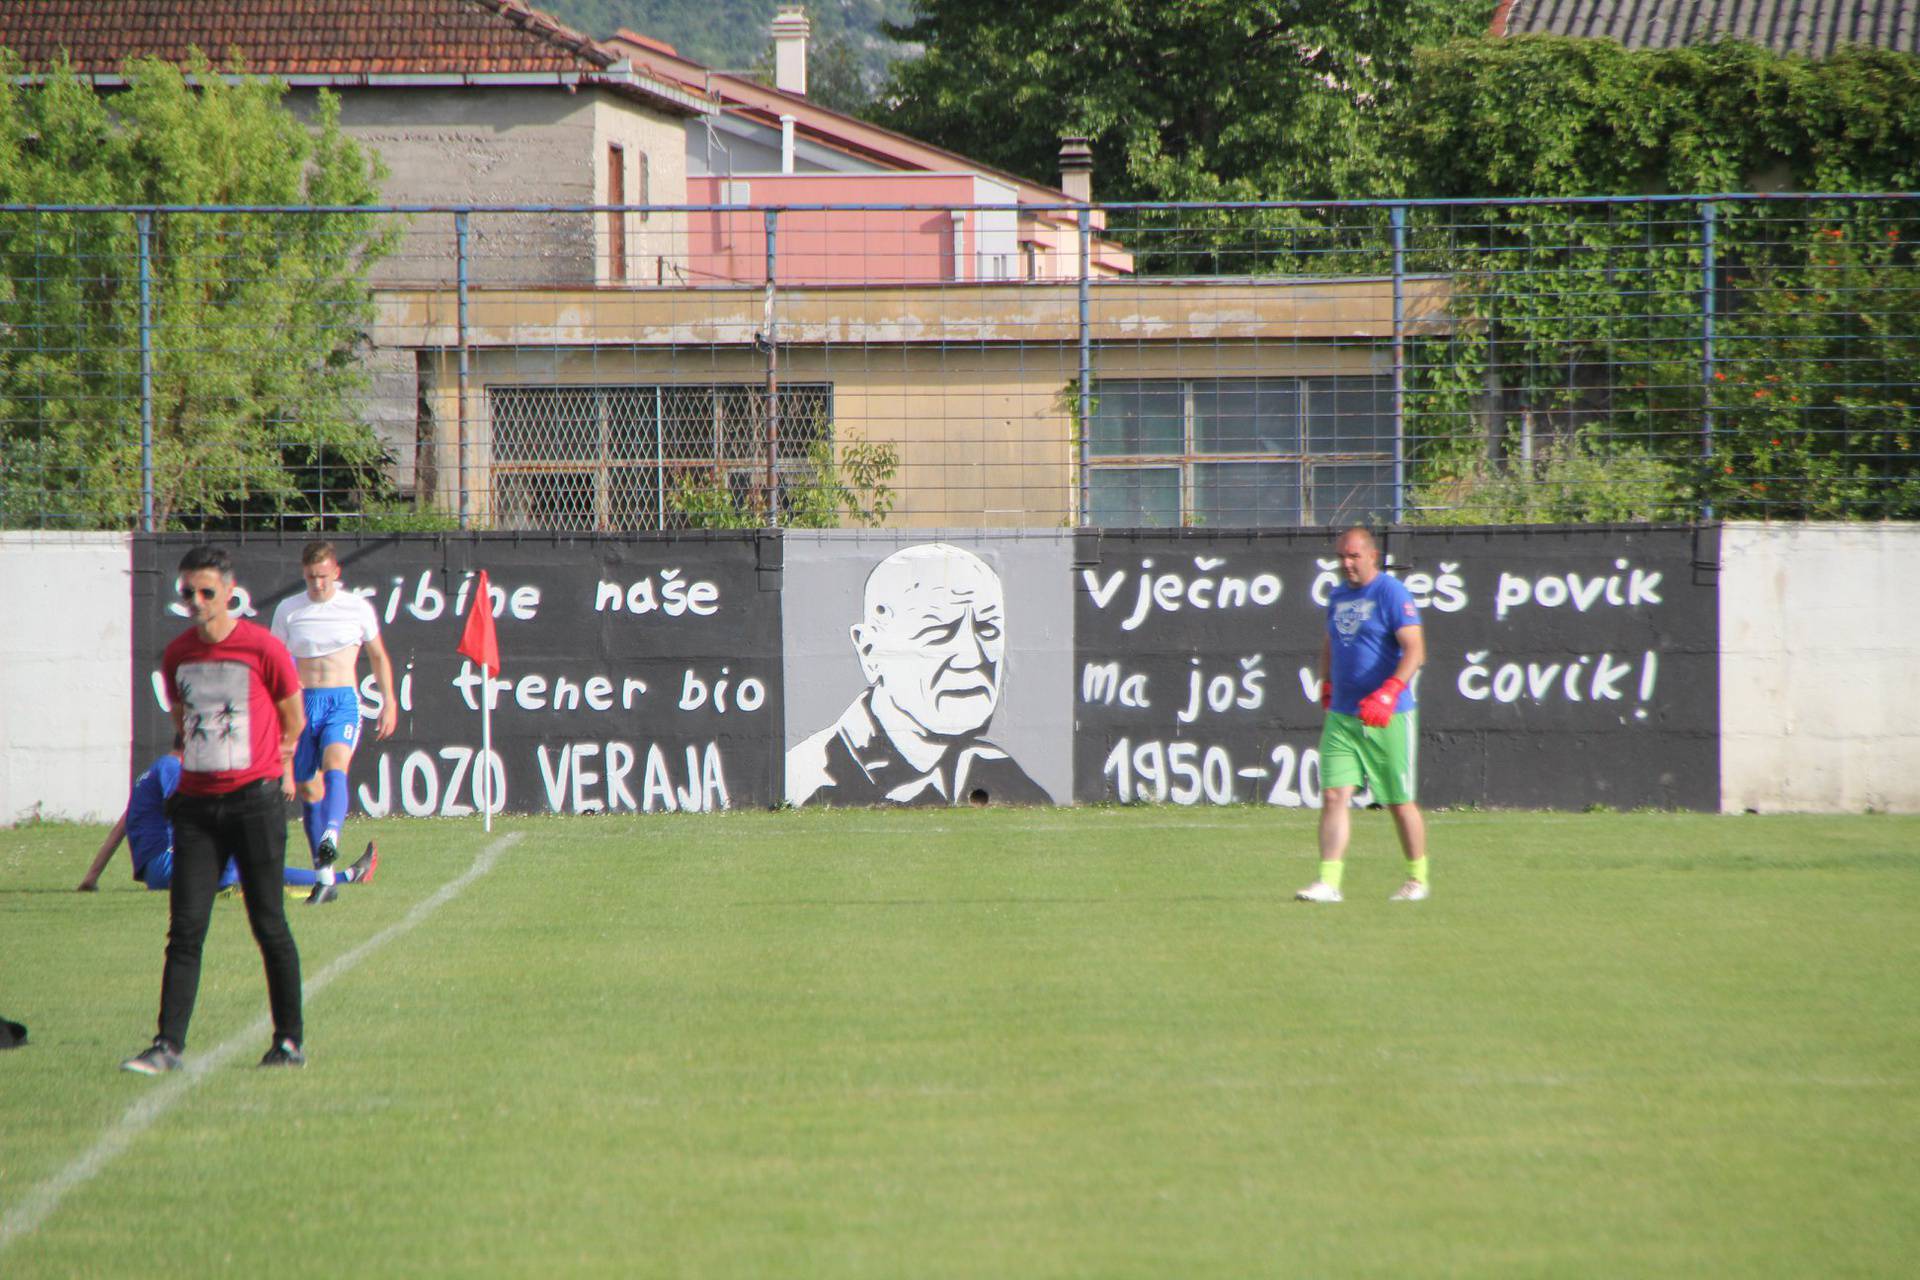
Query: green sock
1408 856 1429 885
1319 859 1345 890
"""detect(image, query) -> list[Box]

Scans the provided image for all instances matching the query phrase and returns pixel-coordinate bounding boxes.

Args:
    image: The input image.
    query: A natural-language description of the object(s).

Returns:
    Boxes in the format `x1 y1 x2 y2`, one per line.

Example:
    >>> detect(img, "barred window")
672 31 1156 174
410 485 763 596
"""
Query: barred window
488 383 832 531
1087 376 1395 528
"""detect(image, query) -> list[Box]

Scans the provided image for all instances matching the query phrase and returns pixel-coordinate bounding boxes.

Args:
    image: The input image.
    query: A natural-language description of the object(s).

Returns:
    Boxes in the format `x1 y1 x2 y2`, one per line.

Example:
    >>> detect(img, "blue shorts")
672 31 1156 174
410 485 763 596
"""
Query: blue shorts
293 686 363 781
138 847 240 891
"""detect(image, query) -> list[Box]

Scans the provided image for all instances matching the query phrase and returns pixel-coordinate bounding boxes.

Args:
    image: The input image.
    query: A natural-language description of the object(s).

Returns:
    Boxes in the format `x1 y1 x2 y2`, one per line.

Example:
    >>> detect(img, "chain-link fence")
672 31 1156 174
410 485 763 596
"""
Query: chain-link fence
2 194 1915 531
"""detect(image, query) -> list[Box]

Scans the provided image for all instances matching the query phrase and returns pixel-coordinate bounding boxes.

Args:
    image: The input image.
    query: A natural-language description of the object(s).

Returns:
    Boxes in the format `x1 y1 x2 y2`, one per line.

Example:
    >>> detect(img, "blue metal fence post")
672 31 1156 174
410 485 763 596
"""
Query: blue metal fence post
1700 200 1718 520
136 211 154 533
1390 204 1408 523
1077 207 1092 527
455 210 471 530
764 206 781 527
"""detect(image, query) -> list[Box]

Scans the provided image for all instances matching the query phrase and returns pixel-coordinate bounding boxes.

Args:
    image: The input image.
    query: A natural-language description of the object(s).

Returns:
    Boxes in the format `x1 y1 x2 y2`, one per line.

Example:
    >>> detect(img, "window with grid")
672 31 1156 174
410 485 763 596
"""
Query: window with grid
1086 376 1395 528
488 383 832 530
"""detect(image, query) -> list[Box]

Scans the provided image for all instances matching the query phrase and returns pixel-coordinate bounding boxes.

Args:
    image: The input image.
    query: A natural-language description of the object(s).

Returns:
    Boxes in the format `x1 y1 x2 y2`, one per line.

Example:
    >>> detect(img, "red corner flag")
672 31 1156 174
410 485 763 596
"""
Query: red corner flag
458 570 501 673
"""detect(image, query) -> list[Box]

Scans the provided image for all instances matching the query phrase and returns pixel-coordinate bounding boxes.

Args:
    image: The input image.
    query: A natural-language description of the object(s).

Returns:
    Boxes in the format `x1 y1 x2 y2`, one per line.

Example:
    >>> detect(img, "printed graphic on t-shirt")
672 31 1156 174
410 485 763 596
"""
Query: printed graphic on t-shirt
176 660 253 772
1333 598 1376 641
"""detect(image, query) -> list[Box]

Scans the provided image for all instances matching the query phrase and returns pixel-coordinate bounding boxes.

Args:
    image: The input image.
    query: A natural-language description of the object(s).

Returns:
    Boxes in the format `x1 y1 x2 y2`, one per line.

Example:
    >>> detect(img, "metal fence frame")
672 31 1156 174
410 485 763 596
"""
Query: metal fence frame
3 191 1917 531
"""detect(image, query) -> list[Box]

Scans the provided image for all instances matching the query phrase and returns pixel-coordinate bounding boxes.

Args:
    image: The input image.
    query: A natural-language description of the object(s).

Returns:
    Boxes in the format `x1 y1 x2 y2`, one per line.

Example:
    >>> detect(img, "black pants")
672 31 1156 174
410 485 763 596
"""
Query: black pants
159 778 302 1050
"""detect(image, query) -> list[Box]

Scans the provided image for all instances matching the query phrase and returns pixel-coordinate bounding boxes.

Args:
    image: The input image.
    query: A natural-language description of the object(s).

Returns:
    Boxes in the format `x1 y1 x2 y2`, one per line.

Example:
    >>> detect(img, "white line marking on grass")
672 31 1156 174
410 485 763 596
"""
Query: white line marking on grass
0 831 521 1255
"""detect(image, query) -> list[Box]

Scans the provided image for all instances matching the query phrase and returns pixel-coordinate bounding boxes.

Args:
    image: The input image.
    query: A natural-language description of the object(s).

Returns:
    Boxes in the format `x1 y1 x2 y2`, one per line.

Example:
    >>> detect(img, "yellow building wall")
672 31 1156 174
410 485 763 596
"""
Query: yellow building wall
418 341 1389 529
387 277 1437 528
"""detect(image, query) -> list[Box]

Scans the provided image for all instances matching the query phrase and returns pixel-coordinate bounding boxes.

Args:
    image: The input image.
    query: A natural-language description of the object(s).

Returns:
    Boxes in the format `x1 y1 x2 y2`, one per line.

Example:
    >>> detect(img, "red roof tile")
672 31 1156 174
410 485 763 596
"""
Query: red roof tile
0 0 619 76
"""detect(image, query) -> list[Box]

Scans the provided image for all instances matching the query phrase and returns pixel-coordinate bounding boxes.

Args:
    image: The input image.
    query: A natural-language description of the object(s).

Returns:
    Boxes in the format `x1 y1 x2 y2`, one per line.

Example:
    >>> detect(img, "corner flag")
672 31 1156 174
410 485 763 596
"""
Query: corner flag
458 570 501 829
458 570 500 673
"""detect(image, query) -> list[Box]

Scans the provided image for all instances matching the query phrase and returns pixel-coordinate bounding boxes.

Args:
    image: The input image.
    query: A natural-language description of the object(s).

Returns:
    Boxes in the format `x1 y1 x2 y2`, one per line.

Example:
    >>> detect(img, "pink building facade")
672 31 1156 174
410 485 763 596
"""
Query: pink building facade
686 172 1128 286
607 27 1133 288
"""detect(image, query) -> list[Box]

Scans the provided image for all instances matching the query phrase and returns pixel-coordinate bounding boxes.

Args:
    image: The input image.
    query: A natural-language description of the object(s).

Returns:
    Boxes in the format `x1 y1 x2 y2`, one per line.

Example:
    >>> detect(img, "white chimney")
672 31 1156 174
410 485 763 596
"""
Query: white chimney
1058 136 1093 204
772 6 810 97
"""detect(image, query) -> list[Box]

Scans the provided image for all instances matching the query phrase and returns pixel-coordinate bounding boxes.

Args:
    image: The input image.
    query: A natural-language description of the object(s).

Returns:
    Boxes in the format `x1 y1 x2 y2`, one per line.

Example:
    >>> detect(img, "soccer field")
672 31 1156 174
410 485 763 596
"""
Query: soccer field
3 807 1917 1277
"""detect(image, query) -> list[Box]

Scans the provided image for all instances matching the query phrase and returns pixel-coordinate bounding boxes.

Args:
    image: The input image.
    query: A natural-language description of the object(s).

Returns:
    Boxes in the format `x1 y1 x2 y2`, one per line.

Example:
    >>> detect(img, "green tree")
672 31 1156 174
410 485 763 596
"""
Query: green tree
877 1 1494 203
0 52 395 530
1397 39 1920 518
1404 38 1920 198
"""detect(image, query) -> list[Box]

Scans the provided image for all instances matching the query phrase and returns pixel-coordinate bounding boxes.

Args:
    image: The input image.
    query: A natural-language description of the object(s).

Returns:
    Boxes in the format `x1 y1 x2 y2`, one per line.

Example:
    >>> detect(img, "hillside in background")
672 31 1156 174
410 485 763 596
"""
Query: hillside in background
535 0 912 107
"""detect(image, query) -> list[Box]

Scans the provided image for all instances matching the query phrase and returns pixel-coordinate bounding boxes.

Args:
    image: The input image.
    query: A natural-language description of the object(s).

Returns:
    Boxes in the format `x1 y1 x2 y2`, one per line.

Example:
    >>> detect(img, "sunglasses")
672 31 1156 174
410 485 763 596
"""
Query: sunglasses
178 586 221 602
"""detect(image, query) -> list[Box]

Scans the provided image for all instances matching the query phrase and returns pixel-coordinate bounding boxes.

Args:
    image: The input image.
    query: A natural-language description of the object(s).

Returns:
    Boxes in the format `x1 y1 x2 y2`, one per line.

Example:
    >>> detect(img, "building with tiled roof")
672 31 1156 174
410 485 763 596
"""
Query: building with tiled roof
2 3 1408 533
0 0 704 98
0 0 714 290
0 0 731 504
1491 0 1920 56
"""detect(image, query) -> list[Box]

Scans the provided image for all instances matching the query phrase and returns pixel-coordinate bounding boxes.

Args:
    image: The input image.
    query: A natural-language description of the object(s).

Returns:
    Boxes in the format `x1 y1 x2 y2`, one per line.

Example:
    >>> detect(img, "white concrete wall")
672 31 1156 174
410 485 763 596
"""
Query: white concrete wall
1720 522 1920 813
5 523 1917 821
0 534 132 824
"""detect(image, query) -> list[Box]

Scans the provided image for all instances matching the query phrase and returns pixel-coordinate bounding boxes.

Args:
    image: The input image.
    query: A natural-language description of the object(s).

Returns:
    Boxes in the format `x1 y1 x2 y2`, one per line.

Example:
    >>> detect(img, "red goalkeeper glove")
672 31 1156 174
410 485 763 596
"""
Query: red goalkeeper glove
1319 678 1332 709
1356 677 1406 728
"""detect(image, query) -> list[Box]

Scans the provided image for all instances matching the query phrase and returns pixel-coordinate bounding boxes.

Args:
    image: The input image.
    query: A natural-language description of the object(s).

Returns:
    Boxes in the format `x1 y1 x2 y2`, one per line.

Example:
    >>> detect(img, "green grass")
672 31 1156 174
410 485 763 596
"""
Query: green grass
3 807 1917 1277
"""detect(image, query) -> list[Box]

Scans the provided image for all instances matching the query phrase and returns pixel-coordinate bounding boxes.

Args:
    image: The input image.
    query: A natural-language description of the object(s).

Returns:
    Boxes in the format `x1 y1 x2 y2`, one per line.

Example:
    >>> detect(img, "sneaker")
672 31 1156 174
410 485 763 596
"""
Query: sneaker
314 834 339 869
259 1037 306 1068
1389 880 1431 902
121 1039 182 1075
1295 881 1343 904
305 882 339 906
346 840 377 885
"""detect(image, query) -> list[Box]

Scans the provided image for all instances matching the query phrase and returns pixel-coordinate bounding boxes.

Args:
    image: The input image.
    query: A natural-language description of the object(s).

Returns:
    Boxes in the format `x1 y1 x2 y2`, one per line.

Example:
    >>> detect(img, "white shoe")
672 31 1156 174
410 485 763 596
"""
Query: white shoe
1389 880 1430 902
1295 881 1343 903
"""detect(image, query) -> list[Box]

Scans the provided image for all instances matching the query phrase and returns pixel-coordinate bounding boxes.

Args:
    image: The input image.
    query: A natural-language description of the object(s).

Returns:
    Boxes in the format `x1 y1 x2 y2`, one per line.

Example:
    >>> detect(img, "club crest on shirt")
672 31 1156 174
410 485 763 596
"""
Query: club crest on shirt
1333 599 1375 640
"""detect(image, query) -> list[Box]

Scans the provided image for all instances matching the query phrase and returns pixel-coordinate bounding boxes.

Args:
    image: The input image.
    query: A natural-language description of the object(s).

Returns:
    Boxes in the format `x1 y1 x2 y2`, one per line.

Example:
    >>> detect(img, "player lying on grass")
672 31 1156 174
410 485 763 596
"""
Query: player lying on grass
78 742 376 894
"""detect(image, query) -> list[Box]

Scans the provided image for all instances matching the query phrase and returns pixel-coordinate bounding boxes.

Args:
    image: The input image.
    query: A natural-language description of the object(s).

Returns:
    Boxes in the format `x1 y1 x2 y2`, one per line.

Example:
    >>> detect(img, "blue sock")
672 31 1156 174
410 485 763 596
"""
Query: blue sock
301 800 324 858
322 770 350 841
218 859 241 889
283 867 319 887
318 769 350 885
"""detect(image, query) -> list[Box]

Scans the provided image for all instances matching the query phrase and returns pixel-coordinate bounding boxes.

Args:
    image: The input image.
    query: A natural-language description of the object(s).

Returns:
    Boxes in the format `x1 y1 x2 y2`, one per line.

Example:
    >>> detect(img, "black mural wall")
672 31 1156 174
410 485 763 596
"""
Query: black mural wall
134 534 784 817
133 526 1718 814
1072 526 1719 811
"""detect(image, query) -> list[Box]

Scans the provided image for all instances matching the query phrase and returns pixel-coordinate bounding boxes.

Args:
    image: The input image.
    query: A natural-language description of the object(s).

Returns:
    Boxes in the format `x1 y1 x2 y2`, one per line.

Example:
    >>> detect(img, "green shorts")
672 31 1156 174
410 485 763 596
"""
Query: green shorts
1319 710 1419 806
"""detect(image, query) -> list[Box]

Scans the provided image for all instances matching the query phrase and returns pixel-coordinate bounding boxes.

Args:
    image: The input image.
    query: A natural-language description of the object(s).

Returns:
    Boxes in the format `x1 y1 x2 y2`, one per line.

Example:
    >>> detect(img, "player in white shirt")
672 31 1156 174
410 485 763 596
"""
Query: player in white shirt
270 541 398 904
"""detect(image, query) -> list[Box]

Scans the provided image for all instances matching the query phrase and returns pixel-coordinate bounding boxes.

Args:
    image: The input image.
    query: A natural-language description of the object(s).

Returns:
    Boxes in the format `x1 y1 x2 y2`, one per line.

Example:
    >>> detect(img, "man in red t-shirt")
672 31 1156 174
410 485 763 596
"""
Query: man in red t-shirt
122 545 311 1075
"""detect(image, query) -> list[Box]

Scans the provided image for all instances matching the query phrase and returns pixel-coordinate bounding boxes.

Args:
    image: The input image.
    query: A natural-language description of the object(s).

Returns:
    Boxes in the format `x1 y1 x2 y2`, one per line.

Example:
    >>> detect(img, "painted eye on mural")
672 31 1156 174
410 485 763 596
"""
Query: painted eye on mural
915 619 963 644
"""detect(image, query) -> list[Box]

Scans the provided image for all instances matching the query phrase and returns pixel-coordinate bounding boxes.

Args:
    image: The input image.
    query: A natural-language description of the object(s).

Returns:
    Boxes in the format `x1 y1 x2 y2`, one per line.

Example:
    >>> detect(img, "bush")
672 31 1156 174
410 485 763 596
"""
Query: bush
1410 433 1692 524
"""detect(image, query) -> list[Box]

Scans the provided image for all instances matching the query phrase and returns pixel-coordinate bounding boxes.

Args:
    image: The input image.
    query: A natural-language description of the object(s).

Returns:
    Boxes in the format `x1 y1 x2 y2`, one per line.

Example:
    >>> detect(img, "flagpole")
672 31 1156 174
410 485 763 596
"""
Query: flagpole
481 663 493 832
459 568 501 832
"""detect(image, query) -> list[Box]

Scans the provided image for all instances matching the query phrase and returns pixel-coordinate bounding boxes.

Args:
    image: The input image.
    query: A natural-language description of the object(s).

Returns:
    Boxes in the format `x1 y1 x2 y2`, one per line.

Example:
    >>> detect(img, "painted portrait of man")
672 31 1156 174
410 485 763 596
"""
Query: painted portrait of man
785 542 1051 807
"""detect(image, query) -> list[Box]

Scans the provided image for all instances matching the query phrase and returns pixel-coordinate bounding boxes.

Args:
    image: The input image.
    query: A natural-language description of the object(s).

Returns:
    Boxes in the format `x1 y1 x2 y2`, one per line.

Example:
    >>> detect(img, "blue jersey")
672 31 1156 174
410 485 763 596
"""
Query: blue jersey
124 754 180 881
1326 573 1421 716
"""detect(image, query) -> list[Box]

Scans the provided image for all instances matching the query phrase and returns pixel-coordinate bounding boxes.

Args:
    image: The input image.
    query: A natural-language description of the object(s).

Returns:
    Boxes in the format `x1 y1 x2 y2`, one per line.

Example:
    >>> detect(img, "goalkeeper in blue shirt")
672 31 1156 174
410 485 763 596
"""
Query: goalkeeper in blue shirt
1297 527 1430 904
